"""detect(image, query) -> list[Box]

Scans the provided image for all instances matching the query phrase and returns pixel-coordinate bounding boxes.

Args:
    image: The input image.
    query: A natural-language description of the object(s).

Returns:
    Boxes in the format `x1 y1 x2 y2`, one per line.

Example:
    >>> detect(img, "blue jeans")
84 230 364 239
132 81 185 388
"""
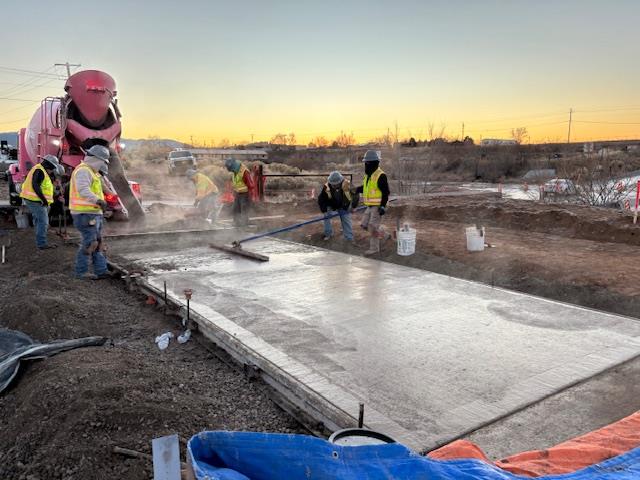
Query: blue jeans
323 208 353 240
72 213 107 277
24 199 50 248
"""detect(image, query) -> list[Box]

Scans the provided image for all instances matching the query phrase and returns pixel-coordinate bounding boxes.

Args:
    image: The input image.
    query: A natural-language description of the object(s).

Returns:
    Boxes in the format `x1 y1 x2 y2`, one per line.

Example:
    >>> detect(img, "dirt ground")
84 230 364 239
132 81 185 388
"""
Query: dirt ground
0 228 302 480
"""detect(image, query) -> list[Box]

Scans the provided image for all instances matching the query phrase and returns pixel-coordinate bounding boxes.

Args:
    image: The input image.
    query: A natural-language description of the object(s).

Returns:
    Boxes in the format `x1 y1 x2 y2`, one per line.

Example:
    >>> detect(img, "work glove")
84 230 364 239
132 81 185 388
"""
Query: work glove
96 199 108 210
378 206 386 216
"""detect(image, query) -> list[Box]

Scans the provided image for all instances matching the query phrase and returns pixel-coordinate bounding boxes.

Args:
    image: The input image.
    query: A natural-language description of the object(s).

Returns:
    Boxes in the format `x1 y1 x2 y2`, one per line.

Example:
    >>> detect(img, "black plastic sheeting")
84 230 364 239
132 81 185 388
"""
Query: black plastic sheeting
0 329 107 394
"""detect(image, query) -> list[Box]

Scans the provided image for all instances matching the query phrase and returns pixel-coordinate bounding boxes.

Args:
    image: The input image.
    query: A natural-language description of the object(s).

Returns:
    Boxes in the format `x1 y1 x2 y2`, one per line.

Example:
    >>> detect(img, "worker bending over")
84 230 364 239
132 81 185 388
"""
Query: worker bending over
224 157 255 227
69 145 111 280
19 154 65 250
355 150 390 255
317 171 354 241
186 169 220 222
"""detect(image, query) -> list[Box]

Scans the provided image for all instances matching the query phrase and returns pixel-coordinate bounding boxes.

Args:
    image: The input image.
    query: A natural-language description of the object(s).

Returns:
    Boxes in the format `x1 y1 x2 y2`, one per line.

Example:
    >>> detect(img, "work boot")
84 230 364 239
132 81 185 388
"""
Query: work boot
94 271 118 281
364 237 380 256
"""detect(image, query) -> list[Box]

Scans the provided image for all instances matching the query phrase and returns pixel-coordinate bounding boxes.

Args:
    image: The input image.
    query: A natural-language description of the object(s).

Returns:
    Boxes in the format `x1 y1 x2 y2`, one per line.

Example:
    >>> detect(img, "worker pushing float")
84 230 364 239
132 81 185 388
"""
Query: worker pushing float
69 145 112 280
19 154 65 250
355 150 390 255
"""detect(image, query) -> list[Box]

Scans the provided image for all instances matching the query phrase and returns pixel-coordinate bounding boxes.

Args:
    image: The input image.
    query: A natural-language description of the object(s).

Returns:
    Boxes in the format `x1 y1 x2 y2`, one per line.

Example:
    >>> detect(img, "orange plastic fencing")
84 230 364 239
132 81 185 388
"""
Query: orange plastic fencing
427 410 640 477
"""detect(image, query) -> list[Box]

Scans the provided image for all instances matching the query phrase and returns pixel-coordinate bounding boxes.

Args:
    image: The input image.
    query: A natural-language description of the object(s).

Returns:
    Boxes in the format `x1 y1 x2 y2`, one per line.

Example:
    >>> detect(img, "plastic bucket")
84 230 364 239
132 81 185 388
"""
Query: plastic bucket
14 211 29 229
466 226 485 252
397 228 416 256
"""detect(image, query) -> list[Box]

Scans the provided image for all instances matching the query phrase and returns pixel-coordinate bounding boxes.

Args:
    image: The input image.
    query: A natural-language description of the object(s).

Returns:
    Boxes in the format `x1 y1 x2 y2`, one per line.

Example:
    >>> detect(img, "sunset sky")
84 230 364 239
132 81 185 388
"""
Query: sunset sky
2 0 640 144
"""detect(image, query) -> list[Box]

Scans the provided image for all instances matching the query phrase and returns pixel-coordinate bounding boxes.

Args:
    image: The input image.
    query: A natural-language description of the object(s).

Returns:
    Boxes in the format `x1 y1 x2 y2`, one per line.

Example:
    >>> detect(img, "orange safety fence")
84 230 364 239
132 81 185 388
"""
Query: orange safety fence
427 410 640 477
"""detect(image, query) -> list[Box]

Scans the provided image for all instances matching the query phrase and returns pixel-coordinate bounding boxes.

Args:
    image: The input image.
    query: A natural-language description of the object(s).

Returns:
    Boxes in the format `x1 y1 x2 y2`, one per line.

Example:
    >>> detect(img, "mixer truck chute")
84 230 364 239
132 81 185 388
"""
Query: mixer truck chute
8 70 144 221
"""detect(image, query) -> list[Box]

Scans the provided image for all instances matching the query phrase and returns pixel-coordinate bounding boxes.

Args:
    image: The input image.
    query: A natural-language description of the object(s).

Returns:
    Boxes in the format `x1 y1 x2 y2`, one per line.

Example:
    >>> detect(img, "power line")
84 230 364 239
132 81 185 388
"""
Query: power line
0 97 39 102
574 120 640 125
0 66 64 79
0 65 55 97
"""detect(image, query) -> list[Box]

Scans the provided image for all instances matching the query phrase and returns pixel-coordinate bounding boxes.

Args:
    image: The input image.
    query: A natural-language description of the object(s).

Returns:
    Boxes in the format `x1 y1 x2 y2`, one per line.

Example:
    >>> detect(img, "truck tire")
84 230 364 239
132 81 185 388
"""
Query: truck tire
8 175 22 206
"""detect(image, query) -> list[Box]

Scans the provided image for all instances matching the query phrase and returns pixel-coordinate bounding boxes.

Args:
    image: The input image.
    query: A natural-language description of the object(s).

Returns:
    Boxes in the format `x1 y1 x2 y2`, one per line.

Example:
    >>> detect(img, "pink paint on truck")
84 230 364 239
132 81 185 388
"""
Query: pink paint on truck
9 70 143 221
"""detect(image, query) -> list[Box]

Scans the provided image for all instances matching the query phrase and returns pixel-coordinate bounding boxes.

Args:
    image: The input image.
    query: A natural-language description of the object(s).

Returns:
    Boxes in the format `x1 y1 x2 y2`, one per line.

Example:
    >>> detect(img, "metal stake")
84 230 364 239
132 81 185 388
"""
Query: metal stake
184 289 193 327
1 245 5 264
358 402 365 428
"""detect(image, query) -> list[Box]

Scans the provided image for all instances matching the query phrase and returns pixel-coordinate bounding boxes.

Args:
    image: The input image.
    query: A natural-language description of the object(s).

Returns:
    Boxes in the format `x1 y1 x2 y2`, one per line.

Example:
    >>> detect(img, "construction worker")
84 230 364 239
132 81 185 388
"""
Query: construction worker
186 169 220 222
224 157 254 227
19 154 65 250
317 171 354 241
355 150 390 255
69 145 111 280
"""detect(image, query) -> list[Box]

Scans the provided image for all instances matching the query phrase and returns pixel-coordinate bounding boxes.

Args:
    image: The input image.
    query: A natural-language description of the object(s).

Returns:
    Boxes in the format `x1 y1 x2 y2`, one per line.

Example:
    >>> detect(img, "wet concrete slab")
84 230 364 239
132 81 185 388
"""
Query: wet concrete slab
117 239 640 450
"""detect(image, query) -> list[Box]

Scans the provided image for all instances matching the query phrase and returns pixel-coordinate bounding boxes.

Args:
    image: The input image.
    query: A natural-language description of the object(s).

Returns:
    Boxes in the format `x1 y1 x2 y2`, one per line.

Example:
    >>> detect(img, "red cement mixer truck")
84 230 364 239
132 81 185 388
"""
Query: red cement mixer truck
7 70 144 221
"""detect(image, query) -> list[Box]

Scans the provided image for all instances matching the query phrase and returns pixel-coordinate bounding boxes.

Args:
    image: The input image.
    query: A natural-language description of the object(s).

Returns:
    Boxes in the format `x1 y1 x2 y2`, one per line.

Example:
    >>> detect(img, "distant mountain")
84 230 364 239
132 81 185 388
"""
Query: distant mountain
0 133 184 150
122 138 186 150
0 132 18 146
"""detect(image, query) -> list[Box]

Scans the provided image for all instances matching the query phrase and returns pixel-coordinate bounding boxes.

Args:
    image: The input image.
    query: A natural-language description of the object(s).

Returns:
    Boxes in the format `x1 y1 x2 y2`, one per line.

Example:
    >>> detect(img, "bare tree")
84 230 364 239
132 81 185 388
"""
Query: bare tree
557 153 633 206
311 136 329 148
334 130 356 148
217 138 231 148
270 133 288 145
427 122 435 141
511 127 529 145
271 132 297 146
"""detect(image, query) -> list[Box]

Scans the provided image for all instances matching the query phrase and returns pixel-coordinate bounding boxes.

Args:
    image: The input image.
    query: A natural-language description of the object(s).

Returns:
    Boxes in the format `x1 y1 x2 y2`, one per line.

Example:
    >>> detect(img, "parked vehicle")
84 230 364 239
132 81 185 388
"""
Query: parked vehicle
168 149 197 175
0 141 17 180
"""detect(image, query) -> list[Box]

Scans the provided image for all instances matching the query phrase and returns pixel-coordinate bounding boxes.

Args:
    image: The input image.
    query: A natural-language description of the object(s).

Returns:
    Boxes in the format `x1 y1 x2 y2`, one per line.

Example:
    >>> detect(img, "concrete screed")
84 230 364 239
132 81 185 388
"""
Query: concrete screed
118 238 640 451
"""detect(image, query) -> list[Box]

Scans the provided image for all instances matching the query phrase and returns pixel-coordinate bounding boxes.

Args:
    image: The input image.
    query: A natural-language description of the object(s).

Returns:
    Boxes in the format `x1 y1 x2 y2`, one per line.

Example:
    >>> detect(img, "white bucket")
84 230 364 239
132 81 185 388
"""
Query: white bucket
14 210 30 229
397 228 416 256
466 226 485 252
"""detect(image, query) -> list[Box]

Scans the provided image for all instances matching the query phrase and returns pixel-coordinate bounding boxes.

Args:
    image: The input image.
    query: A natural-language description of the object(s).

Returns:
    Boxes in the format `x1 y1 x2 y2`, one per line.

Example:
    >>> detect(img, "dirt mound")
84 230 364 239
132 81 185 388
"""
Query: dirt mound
0 230 302 480
396 198 640 246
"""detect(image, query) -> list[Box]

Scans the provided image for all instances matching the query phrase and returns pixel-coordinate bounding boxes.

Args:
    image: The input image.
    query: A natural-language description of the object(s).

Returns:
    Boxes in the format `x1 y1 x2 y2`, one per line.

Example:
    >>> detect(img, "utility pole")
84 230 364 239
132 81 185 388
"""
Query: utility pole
567 108 573 144
250 133 254 143
461 122 465 141
54 62 81 78
395 120 398 145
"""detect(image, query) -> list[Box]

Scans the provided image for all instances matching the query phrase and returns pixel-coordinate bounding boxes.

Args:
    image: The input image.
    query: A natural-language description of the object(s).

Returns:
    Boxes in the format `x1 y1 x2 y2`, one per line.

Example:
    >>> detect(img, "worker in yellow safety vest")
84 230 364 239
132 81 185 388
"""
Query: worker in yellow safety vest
69 145 112 280
19 154 65 250
224 157 255 227
186 169 220 222
354 150 391 255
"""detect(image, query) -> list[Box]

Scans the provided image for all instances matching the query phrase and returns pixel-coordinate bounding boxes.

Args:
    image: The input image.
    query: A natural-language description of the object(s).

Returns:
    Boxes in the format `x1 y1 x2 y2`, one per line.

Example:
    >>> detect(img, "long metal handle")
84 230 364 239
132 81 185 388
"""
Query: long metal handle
237 206 367 245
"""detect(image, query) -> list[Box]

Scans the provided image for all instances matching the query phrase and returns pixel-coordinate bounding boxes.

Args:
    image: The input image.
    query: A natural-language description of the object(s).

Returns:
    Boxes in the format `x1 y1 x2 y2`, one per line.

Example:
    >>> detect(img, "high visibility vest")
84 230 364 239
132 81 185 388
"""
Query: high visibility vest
69 163 104 213
194 173 218 200
362 168 384 206
20 163 54 203
324 180 352 204
232 164 249 193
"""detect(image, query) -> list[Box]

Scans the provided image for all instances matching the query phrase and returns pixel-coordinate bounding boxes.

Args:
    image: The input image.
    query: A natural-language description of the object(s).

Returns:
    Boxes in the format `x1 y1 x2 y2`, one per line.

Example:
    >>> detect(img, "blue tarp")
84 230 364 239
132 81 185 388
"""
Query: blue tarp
188 432 640 480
